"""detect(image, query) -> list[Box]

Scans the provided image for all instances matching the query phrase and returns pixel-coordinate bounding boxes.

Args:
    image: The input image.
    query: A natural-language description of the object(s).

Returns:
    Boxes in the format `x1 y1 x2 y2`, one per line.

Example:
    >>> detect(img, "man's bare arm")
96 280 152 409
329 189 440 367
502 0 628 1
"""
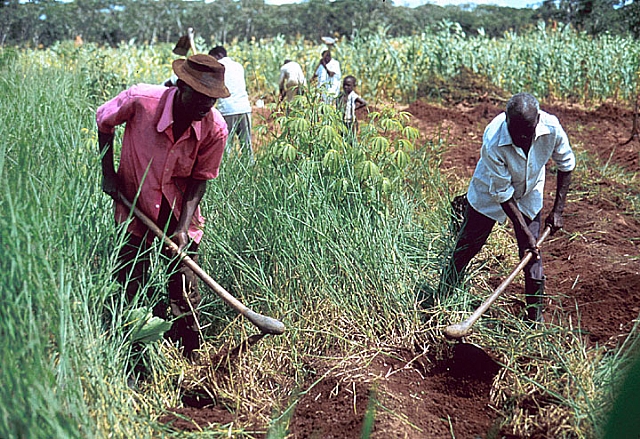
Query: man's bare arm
174 178 207 251
545 170 572 234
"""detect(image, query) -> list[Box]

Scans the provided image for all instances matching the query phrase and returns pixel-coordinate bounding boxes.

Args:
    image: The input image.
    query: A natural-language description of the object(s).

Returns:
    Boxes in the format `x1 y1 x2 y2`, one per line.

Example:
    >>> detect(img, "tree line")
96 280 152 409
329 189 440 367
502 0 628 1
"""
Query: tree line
1 0 638 48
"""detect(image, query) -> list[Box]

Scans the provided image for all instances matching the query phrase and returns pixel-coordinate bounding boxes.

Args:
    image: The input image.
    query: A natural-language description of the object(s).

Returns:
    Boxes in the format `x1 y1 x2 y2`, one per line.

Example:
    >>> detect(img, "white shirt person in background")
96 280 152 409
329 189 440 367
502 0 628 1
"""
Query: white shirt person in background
209 45 254 163
313 49 341 104
279 59 306 103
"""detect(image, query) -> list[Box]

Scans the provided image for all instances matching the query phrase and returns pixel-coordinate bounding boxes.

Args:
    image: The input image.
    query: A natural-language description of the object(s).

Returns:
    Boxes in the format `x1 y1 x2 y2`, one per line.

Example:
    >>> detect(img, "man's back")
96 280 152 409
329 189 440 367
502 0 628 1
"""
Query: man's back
280 61 306 86
216 56 251 116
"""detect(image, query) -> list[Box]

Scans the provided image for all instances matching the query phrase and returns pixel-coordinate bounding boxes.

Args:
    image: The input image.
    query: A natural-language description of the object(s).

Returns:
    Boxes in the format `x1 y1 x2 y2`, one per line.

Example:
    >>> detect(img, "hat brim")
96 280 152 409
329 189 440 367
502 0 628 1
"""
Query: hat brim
321 36 336 45
173 58 230 99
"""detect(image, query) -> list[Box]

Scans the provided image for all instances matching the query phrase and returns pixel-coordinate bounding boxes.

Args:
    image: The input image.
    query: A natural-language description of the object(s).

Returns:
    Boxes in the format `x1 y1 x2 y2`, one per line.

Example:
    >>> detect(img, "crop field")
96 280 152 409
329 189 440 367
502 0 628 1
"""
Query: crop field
1 27 640 438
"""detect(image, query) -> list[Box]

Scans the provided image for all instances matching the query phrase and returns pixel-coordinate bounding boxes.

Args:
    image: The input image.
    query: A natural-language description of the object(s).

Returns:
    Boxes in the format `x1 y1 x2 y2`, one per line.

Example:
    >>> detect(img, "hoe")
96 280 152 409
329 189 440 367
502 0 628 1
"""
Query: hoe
119 193 286 336
172 27 197 56
445 226 552 375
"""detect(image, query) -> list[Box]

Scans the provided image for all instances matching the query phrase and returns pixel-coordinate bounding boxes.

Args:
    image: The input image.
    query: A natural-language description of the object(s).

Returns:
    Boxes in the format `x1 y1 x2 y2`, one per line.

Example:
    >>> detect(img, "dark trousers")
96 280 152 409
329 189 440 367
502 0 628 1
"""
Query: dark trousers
116 197 201 355
440 203 543 296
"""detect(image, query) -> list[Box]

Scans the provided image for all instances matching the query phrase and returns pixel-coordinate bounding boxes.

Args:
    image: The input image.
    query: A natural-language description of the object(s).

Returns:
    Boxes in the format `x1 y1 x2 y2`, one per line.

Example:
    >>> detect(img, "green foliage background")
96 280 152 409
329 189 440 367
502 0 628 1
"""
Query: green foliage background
1 0 640 48
0 28 638 438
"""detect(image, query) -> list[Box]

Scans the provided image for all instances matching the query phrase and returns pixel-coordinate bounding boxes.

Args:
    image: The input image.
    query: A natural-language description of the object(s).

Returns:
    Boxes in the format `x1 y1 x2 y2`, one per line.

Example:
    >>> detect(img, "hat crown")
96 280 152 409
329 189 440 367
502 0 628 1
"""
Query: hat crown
172 54 230 99
187 54 224 76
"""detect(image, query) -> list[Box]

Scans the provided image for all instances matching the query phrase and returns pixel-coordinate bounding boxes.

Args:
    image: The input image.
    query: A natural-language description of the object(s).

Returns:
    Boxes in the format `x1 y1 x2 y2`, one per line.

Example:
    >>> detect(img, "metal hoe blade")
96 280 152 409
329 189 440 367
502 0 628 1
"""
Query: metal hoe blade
173 34 191 56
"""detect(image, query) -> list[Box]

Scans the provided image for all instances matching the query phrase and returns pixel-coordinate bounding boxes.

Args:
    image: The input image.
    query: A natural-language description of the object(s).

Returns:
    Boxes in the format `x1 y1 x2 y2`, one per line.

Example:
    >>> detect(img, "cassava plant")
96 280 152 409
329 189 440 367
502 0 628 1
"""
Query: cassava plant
263 90 422 203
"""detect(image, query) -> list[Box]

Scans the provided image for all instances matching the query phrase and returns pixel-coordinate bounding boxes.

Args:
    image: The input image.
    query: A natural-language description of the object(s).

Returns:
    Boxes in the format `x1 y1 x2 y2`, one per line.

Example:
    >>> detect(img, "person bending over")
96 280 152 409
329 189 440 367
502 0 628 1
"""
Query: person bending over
439 92 575 323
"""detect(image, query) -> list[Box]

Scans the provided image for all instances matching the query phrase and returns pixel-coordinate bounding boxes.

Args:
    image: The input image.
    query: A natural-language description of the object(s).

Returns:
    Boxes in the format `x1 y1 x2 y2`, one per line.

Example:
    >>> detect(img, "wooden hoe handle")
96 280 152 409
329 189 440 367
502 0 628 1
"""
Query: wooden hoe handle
444 226 552 339
119 193 285 335
187 27 197 55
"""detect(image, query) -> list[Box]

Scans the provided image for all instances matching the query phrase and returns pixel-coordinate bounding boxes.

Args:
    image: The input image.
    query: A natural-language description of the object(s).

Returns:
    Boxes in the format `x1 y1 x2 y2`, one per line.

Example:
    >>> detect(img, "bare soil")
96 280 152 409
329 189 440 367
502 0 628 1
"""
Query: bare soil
408 98 640 348
159 86 640 437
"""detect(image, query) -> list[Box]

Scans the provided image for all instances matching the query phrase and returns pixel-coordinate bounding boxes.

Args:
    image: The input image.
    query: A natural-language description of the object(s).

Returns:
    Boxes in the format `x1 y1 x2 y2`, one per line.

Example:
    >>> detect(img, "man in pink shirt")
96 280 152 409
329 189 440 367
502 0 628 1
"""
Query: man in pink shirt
97 54 230 360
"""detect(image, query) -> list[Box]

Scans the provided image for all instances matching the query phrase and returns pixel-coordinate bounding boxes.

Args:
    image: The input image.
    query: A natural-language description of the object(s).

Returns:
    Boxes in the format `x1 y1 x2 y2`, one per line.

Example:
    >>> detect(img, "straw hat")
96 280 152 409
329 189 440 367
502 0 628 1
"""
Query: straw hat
172 54 230 98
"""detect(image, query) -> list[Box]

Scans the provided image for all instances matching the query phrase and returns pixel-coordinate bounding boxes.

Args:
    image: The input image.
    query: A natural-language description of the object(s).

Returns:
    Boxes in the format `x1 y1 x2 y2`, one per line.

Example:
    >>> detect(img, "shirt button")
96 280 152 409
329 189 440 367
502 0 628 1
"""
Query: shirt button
155 204 160 209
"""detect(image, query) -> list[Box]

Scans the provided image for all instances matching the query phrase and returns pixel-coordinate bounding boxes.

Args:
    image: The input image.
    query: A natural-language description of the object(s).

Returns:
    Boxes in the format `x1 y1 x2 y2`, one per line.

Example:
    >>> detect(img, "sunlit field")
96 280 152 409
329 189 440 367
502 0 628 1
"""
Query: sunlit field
1 26 639 438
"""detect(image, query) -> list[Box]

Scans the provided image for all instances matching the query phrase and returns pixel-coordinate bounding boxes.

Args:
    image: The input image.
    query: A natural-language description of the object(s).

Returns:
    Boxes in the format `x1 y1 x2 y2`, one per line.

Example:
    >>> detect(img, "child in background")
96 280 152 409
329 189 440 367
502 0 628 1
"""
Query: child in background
336 75 367 132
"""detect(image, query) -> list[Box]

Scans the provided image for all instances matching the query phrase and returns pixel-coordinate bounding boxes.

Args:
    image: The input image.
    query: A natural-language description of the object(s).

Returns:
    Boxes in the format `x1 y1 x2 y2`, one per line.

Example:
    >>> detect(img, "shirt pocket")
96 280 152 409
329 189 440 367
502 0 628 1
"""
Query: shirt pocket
172 144 197 178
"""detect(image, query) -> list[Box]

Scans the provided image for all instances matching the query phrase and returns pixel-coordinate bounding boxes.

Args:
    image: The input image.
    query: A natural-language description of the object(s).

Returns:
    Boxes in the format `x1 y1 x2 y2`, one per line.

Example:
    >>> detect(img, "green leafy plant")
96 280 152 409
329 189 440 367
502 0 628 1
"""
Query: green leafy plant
264 93 422 203
125 307 172 344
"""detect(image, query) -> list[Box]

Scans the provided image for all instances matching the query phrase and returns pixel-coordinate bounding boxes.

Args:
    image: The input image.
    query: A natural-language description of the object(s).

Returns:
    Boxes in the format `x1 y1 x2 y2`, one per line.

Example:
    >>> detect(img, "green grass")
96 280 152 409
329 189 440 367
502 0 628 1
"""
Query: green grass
1 35 638 438
0 47 170 439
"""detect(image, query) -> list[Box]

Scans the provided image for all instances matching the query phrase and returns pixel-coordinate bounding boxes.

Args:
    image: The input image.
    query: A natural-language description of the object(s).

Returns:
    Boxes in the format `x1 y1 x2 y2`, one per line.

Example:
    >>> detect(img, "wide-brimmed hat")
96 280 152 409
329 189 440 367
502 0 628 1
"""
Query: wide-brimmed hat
172 54 230 98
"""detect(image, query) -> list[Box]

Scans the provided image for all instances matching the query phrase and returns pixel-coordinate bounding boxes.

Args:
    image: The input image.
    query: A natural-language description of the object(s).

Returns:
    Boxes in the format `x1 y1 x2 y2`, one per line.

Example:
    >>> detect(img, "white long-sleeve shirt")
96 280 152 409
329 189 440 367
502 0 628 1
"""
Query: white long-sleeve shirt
467 111 576 223
315 58 341 100
216 56 252 116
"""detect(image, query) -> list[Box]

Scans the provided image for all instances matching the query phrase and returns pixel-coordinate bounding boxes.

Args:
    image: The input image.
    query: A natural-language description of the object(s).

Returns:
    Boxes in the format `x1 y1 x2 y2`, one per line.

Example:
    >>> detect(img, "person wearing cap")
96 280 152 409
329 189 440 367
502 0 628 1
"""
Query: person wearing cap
96 54 230 360
313 49 341 104
208 46 254 163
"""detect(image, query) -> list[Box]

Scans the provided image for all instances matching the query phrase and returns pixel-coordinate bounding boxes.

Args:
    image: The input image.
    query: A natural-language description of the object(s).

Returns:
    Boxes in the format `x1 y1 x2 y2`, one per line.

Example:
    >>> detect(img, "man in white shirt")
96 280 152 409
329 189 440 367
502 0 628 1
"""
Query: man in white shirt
209 46 254 163
313 50 341 104
279 59 306 103
439 93 575 323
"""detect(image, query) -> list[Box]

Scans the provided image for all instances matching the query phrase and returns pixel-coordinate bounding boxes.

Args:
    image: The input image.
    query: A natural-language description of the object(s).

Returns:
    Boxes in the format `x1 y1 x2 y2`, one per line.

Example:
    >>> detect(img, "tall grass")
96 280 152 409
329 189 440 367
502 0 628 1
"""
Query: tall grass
200 142 445 347
0 46 179 438
0 31 637 438
1 52 94 438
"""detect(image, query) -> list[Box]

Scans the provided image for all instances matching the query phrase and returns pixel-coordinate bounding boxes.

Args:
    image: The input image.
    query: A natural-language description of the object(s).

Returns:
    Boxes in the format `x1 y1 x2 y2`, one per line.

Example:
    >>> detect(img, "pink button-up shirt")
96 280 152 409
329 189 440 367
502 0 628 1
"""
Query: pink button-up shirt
96 84 228 243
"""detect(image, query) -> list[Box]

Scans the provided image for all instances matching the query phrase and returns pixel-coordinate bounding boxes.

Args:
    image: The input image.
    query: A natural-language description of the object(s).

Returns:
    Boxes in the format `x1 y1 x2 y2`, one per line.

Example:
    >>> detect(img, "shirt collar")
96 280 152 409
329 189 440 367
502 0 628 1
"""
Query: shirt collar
156 87 203 140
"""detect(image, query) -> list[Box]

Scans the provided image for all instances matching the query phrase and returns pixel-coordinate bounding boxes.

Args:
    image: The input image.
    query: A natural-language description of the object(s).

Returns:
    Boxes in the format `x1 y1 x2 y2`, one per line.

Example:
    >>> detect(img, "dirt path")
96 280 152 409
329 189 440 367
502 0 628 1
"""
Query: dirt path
160 98 640 438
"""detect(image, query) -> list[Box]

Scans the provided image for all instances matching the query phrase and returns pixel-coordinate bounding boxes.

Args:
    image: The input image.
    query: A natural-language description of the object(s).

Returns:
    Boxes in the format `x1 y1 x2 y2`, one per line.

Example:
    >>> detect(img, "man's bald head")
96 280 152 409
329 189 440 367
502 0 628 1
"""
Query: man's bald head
506 93 539 122
506 93 540 150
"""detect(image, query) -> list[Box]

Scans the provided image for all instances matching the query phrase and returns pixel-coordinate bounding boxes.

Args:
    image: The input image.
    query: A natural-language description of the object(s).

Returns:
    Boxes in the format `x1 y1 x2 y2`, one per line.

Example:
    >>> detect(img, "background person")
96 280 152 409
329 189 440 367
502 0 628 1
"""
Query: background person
336 75 367 132
96 54 230 360
279 59 306 103
438 92 575 323
209 45 254 163
312 49 341 104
